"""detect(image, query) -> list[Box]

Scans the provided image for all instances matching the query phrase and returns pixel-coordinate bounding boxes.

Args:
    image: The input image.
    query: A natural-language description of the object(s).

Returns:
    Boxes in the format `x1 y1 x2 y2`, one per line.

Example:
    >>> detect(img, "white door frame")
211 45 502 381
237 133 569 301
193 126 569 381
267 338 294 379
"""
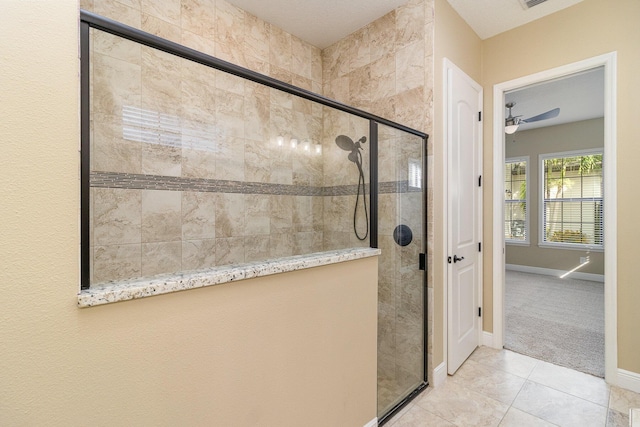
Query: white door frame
443 58 483 380
491 52 618 383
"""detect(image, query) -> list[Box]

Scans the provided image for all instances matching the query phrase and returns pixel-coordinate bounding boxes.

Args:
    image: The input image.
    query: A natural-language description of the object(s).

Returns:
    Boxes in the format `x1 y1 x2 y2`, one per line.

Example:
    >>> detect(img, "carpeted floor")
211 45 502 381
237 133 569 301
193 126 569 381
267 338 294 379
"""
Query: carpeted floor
504 270 604 377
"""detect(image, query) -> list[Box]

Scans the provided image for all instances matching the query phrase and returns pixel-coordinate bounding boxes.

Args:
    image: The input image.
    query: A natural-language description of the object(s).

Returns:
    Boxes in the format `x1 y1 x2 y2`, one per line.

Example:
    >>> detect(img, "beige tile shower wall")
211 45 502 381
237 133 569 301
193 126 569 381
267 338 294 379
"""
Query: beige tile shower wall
320 0 434 269
322 0 434 133
318 0 433 254
82 0 322 88
90 188 324 284
85 0 326 285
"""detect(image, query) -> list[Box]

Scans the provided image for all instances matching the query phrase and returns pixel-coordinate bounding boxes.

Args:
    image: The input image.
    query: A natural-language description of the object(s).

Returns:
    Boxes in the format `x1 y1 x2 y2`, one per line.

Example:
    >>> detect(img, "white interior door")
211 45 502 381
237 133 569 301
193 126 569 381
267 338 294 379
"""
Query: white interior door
446 60 483 375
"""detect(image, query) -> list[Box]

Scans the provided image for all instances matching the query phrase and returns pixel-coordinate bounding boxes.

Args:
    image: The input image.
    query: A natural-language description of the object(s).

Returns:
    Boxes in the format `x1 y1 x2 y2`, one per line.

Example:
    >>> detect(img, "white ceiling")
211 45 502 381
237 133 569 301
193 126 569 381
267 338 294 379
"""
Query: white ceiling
505 67 604 132
226 0 407 49
227 0 585 48
446 0 584 40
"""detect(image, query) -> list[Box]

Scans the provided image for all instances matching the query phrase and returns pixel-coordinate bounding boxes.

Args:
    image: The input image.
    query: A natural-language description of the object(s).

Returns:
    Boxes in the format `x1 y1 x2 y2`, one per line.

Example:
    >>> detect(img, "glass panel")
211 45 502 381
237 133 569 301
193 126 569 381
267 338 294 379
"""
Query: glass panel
88 29 369 287
504 160 526 240
505 201 526 240
377 123 425 416
542 152 603 246
583 175 603 197
562 176 581 197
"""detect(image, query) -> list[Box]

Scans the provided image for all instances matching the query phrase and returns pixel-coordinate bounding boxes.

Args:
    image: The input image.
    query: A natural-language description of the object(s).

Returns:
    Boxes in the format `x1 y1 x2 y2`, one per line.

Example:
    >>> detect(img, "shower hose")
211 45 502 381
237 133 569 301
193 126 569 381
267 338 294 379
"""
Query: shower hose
353 149 369 241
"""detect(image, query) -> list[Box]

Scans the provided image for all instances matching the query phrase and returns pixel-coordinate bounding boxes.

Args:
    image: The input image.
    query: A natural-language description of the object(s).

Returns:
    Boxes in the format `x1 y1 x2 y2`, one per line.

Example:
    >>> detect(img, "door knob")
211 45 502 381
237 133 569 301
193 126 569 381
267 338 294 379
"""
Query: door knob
453 255 465 263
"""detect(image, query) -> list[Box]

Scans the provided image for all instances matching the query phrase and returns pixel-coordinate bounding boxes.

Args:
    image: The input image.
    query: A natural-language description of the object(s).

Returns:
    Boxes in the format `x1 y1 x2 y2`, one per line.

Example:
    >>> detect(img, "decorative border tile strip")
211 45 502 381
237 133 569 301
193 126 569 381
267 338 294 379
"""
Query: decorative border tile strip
322 184 370 196
322 181 420 195
91 171 323 196
380 181 407 194
90 172 423 195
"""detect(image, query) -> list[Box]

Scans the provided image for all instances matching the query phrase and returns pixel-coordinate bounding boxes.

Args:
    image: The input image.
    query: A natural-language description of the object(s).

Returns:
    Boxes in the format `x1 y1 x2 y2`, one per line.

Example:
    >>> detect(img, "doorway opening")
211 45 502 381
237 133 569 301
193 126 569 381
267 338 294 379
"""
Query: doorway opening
503 68 605 377
492 53 617 381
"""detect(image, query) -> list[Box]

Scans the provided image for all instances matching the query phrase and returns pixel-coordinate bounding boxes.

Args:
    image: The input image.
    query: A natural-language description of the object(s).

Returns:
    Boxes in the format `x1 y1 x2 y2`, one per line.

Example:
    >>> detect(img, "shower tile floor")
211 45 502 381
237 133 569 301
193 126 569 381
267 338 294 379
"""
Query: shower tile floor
385 346 640 427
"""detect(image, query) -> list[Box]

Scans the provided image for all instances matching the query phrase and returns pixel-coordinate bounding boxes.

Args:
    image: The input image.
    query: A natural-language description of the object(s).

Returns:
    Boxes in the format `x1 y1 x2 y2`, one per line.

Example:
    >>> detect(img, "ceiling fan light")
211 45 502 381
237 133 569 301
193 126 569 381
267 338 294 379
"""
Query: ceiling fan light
505 124 519 134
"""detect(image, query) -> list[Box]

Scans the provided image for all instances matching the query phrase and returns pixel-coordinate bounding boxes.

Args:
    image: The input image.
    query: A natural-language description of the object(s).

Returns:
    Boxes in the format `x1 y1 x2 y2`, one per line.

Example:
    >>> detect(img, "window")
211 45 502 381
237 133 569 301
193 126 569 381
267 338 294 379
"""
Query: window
540 150 603 249
505 158 528 243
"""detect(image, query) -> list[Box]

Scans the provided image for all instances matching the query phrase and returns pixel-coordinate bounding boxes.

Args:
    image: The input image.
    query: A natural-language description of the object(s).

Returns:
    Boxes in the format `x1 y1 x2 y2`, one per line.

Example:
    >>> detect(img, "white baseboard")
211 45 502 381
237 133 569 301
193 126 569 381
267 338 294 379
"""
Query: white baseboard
482 331 494 347
616 369 640 394
506 264 604 283
363 417 378 427
433 361 447 388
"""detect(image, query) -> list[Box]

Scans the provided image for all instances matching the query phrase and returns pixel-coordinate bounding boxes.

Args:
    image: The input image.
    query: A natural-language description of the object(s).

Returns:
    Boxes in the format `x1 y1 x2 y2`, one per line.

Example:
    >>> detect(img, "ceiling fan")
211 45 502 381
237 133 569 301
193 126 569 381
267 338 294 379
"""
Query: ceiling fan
505 102 560 134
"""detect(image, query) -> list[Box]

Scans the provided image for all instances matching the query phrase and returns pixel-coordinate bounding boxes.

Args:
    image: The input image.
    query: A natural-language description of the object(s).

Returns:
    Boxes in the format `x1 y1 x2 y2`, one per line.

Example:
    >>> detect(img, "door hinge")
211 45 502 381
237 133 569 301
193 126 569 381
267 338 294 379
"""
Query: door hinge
419 253 426 270
478 242 482 252
478 175 482 187
478 111 482 121
478 307 482 317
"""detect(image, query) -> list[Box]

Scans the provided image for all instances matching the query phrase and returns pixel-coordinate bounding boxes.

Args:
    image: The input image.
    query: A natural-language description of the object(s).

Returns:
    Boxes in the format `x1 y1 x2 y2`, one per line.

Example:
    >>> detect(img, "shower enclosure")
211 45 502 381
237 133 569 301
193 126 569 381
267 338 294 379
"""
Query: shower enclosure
80 10 427 422
376 124 427 420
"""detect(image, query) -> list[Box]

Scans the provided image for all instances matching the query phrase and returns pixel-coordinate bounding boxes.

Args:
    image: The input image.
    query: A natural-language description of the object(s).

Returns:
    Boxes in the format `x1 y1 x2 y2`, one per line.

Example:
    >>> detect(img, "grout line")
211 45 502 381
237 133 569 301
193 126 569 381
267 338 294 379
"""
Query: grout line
524 376 610 409
524 362 611 409
526 357 540 380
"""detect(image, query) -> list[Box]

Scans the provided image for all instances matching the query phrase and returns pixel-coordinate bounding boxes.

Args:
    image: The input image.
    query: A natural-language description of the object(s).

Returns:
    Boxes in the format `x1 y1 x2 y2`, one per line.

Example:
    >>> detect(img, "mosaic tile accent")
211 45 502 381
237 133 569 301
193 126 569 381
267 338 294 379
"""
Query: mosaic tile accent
379 180 423 194
91 171 322 195
90 171 421 195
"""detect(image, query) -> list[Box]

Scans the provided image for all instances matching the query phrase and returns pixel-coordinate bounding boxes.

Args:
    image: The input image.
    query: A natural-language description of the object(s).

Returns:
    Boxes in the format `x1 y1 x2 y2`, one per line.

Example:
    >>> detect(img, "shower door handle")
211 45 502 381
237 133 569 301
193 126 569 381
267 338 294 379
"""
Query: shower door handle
453 255 464 263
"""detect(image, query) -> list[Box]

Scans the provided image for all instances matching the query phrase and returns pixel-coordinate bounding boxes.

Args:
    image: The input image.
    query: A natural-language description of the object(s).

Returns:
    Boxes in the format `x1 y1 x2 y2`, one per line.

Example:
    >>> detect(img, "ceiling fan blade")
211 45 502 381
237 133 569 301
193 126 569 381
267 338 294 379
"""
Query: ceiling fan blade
521 107 560 123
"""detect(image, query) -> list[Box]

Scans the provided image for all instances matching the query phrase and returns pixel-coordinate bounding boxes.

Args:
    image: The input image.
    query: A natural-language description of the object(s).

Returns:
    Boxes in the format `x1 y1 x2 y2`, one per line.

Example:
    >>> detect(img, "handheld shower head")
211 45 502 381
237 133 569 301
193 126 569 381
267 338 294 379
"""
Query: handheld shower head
335 135 356 151
335 135 366 164
334 134 369 241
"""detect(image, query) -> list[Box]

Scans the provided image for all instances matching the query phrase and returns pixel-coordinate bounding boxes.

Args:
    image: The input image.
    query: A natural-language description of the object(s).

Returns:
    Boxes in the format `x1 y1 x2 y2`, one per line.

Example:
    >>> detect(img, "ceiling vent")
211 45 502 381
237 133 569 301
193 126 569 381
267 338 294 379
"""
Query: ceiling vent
519 0 548 9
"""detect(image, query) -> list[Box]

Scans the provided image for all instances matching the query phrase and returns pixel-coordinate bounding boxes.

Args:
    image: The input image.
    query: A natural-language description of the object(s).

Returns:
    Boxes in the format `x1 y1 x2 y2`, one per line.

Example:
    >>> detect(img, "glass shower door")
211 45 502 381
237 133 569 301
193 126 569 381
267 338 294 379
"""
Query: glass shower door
376 124 427 418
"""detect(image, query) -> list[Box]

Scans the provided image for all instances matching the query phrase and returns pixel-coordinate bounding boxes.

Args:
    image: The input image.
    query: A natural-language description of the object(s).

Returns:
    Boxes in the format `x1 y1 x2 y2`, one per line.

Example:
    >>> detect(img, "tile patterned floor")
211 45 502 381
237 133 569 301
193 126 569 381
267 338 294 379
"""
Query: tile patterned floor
385 346 640 427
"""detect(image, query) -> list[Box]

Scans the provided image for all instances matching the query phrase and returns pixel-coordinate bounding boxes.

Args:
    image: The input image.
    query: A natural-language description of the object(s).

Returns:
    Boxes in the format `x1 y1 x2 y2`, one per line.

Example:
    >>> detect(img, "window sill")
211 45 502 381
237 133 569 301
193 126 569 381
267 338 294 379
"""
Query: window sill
78 247 381 308
506 240 530 247
537 242 604 252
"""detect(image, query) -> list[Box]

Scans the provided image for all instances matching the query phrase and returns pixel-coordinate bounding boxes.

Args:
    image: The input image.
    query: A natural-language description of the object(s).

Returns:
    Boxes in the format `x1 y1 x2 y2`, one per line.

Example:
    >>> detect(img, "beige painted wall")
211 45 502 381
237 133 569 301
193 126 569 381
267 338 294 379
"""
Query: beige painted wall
481 0 640 372
505 118 605 275
0 1 377 425
433 0 482 368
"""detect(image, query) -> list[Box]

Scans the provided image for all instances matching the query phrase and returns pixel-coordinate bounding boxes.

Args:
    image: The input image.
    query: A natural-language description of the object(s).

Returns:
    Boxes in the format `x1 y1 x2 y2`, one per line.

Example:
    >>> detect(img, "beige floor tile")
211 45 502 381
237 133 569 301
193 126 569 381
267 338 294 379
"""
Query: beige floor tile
388 404 455 427
609 385 640 415
498 407 556 426
380 347 640 427
528 360 610 407
607 408 629 427
450 359 526 405
512 380 607 427
415 378 509 426
469 346 539 378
